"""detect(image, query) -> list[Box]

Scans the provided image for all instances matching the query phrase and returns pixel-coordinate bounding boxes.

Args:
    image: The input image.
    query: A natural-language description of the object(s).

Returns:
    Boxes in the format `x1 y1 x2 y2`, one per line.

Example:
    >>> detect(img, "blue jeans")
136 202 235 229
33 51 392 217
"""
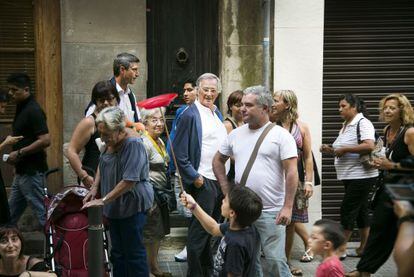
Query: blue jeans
254 210 290 277
108 212 148 277
8 172 45 226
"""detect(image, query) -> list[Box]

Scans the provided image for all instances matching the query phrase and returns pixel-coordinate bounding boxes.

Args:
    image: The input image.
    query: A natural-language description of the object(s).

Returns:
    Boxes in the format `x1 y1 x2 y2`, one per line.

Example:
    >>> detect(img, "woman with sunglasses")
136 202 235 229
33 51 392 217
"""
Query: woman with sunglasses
66 81 119 187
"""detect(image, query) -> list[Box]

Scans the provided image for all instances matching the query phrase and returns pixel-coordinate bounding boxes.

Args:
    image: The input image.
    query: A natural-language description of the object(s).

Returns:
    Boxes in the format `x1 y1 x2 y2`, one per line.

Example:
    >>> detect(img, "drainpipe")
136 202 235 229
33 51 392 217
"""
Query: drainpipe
262 0 271 90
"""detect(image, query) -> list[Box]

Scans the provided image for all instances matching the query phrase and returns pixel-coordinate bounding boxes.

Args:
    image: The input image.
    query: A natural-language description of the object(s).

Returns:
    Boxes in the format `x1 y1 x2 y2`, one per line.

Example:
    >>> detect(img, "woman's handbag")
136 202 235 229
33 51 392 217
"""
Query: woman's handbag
153 186 172 235
356 118 384 167
294 181 309 209
297 150 321 186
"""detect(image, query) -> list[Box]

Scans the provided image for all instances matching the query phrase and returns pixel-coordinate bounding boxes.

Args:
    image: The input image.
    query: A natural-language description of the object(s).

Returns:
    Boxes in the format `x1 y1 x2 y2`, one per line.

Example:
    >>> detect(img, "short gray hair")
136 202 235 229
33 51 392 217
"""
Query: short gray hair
113 52 140 76
140 107 166 124
196 73 222 93
96 106 126 131
243 85 273 108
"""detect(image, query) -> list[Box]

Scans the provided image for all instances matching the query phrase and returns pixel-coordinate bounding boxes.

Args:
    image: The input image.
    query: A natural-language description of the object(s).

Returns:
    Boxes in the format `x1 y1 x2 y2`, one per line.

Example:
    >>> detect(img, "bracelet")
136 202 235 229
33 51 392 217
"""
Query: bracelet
305 181 313 186
189 202 197 212
398 215 414 227
102 196 108 205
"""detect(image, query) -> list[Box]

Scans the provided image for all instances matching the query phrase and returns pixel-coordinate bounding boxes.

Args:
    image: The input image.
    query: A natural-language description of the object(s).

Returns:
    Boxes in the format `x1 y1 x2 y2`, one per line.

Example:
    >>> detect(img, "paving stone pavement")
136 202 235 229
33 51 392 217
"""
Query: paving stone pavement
158 228 398 277
23 228 397 276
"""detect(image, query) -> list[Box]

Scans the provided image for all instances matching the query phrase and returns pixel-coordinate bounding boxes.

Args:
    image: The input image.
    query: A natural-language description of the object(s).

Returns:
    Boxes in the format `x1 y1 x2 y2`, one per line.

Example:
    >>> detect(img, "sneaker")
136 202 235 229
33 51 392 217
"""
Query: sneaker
174 246 187 262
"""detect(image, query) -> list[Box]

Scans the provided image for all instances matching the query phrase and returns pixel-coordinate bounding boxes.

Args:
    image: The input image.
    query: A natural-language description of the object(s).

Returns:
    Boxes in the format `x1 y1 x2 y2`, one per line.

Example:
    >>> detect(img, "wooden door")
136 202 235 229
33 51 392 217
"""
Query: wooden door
147 0 219 115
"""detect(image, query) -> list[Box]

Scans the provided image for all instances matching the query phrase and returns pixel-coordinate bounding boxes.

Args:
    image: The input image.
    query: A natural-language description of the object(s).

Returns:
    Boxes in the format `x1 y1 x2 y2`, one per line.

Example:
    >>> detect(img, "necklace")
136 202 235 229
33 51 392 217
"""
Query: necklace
386 125 402 147
145 132 167 162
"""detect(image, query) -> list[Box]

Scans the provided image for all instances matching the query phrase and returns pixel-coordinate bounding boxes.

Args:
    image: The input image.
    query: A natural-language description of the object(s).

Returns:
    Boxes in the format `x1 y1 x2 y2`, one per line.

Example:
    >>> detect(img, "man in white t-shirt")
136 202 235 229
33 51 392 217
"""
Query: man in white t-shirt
212 85 298 277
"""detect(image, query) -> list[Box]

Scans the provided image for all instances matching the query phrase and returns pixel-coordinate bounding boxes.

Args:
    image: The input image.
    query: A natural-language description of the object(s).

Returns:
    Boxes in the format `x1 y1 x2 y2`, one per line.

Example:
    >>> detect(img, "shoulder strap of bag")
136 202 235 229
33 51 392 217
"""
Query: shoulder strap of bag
356 118 364 144
357 117 379 144
239 123 275 186
128 91 139 122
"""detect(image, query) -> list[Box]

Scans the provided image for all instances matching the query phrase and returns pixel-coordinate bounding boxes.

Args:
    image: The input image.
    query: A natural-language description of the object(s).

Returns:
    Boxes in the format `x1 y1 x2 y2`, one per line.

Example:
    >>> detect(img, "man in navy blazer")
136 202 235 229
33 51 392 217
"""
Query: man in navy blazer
173 73 227 276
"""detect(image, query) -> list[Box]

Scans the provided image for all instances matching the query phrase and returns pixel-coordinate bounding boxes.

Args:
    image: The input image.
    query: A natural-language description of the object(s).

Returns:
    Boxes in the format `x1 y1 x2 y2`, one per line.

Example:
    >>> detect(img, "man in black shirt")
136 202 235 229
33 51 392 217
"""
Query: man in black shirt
6 73 50 227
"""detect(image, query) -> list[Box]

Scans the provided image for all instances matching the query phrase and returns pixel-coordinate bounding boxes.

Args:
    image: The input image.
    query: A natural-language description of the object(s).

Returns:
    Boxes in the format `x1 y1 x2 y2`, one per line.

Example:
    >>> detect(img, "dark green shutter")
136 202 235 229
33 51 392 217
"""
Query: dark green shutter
0 0 35 122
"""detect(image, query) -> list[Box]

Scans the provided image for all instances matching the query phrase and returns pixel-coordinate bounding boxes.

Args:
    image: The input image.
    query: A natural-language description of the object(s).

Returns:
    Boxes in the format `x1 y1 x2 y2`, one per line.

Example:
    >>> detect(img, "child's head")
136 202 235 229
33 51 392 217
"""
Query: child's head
309 219 345 256
221 186 263 228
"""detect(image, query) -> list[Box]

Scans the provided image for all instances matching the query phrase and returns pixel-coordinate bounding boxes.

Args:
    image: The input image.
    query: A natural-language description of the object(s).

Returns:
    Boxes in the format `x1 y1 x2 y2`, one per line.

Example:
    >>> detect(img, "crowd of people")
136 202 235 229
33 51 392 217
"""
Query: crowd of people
0 51 413 277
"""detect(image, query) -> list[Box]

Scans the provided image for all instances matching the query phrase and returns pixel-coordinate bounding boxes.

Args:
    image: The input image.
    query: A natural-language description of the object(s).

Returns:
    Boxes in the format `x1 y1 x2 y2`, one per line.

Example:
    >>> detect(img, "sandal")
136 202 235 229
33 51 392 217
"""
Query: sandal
299 248 314 263
345 270 362 277
347 249 362 257
288 264 303 276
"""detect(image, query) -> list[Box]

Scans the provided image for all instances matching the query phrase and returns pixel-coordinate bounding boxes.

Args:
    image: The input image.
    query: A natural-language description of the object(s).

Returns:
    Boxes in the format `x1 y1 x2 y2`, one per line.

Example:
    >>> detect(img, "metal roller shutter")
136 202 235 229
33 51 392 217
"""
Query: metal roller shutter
322 0 414 221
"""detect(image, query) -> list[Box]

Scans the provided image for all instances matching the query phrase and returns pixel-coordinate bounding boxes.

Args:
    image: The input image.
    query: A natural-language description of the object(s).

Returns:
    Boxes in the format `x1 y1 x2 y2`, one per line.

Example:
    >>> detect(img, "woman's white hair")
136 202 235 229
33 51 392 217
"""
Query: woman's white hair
140 107 166 124
96 106 126 131
196 73 222 93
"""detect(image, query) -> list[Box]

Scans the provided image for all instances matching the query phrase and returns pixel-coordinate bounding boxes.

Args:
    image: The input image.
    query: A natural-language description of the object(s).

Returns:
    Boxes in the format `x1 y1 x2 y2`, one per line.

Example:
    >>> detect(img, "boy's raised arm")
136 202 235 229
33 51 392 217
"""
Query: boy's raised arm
181 192 223 237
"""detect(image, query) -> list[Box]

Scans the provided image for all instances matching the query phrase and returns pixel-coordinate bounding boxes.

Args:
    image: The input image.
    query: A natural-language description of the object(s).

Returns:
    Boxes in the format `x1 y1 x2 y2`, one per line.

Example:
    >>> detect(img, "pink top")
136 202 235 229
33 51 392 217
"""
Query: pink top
290 123 303 149
316 255 345 277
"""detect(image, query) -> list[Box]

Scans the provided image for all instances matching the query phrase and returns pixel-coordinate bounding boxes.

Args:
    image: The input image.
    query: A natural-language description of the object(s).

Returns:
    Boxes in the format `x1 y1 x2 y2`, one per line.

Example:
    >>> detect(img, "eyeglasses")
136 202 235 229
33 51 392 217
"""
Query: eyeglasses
97 96 116 103
148 118 165 125
200 87 217 94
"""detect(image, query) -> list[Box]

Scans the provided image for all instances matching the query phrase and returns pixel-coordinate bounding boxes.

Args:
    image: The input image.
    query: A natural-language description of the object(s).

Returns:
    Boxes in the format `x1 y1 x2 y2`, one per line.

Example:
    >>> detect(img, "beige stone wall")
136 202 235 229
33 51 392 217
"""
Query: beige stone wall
274 0 324 226
219 0 267 114
61 0 147 183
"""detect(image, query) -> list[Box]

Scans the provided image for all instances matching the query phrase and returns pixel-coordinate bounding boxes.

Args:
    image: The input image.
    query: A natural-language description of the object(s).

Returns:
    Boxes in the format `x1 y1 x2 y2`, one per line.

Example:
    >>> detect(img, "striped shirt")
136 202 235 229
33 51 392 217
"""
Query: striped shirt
332 113 379 180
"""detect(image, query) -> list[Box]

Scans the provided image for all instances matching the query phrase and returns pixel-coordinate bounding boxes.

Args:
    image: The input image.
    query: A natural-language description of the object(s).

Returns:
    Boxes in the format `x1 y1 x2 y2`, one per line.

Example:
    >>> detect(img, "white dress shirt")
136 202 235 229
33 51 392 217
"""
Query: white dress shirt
195 100 228 180
85 82 140 122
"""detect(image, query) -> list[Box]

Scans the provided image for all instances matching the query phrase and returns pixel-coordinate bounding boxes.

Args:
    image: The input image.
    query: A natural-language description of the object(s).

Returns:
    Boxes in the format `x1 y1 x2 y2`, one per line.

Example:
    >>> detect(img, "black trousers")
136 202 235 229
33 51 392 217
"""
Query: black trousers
186 177 223 277
340 177 376 230
356 188 398 273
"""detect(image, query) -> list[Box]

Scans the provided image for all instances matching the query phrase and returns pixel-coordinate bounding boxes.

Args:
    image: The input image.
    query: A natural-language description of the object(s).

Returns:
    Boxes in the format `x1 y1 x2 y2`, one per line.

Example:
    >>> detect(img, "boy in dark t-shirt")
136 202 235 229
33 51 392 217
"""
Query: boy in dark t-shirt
181 186 262 277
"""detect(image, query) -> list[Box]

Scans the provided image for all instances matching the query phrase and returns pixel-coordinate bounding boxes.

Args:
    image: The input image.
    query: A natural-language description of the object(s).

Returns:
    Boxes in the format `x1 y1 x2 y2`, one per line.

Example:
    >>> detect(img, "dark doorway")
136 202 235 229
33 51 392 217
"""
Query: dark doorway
146 0 219 114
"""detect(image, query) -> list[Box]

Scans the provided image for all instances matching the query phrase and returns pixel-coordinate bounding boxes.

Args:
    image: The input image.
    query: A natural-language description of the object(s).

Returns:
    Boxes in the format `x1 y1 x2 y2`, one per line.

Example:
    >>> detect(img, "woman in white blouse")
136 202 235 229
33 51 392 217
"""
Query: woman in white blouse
320 94 379 258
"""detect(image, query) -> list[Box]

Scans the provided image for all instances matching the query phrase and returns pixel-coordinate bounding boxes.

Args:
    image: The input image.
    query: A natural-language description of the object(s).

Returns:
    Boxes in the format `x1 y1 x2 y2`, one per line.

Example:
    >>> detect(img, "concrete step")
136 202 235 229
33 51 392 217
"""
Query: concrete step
23 231 45 256
169 211 188 228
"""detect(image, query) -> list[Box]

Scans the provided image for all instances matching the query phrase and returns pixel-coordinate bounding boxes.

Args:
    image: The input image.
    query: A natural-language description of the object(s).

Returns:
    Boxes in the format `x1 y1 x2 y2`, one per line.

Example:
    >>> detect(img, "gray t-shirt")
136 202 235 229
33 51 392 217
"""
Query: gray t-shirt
99 137 154 219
